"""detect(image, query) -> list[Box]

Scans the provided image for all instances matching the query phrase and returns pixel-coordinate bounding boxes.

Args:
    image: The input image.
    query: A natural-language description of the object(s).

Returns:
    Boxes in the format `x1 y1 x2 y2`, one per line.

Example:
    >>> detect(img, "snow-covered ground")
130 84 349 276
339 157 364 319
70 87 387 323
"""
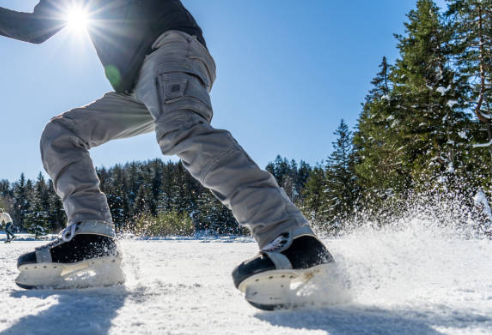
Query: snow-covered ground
1 219 492 335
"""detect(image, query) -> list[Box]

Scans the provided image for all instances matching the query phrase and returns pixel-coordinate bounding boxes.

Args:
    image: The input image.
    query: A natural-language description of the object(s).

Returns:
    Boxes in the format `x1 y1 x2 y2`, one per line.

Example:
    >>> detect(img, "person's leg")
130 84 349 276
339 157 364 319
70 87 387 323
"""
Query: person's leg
133 31 312 248
16 93 153 288
40 92 154 234
5 224 12 240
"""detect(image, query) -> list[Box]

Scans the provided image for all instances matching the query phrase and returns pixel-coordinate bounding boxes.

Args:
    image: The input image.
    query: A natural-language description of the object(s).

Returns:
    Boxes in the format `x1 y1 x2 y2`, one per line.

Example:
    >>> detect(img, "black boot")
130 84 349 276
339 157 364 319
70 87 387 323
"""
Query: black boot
16 223 124 289
232 230 335 310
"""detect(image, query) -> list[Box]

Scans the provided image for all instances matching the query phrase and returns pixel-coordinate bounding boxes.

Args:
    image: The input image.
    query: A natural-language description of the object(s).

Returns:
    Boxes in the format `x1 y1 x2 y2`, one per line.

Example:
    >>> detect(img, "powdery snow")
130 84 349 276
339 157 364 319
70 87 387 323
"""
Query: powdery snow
437 85 451 96
473 140 492 148
447 100 458 108
1 220 492 335
474 190 492 227
458 131 468 139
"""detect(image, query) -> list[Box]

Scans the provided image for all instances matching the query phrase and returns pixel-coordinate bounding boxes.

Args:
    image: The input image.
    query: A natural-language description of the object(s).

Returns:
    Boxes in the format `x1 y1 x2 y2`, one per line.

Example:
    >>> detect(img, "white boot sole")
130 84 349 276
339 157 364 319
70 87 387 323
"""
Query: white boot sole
238 263 334 310
15 256 125 289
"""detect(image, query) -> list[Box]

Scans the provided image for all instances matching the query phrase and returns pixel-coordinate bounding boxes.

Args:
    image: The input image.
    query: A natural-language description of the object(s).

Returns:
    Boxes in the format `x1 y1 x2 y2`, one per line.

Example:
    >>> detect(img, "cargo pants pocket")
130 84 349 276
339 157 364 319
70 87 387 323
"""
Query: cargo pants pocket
156 70 213 123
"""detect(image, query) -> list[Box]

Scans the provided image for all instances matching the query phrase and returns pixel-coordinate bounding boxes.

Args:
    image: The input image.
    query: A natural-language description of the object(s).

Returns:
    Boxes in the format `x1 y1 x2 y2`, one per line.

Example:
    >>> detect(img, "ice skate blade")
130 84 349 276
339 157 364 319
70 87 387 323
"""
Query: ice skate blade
15 256 125 290
238 263 333 311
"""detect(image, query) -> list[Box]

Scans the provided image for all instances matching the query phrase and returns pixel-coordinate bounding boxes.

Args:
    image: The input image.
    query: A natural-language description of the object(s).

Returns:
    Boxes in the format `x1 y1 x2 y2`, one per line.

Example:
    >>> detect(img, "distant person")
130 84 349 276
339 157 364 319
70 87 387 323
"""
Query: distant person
0 208 16 242
0 0 333 308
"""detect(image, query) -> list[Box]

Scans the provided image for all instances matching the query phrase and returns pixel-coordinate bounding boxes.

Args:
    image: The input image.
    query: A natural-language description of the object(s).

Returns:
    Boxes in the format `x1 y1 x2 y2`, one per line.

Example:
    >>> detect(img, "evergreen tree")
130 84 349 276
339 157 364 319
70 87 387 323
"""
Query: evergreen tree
170 163 190 214
353 56 408 196
446 0 492 184
160 161 176 213
149 159 164 216
47 179 65 232
324 120 358 231
135 183 152 215
391 0 473 187
295 161 312 203
12 173 33 231
277 156 290 186
109 165 131 229
24 174 50 238
265 156 312 204
301 167 328 229
0 180 12 214
195 190 238 234
368 56 391 101
0 180 10 197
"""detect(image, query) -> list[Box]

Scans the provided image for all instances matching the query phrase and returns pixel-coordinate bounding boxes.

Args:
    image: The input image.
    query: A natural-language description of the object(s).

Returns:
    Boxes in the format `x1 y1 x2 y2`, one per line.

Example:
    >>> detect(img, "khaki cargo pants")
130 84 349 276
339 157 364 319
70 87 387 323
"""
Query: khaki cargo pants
40 30 310 247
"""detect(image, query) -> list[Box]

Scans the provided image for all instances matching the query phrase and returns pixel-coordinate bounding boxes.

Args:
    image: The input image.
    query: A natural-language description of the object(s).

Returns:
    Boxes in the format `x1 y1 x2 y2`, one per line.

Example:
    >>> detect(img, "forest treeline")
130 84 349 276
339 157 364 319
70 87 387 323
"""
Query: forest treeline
1 0 492 237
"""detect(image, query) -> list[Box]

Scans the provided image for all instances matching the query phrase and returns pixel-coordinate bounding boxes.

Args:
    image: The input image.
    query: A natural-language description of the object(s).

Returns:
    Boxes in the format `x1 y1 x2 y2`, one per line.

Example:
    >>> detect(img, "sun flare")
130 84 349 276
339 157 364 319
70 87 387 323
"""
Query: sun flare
66 6 89 32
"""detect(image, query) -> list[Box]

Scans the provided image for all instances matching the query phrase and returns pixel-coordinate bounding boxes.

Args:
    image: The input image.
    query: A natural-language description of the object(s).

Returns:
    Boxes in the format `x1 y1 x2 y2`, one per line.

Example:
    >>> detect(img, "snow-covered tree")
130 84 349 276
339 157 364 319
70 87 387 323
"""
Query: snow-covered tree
354 56 408 195
12 173 33 232
391 0 473 184
24 173 50 238
302 167 328 229
324 120 358 231
446 0 492 183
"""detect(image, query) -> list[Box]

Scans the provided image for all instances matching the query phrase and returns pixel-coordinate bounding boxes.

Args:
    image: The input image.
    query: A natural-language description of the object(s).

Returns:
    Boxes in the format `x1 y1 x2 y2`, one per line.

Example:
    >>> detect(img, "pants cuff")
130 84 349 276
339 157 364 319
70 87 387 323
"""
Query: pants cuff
254 221 313 249
74 221 116 238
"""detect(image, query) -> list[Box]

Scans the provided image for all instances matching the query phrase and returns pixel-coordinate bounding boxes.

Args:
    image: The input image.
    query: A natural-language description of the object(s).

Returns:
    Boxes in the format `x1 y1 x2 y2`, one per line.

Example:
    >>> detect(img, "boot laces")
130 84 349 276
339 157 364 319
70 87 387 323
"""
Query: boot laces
261 232 290 252
35 223 79 251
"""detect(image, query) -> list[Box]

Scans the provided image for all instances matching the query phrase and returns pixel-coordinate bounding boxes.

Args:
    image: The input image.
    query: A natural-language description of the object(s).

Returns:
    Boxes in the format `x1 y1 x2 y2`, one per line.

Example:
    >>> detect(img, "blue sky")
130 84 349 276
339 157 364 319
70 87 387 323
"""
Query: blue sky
0 0 447 182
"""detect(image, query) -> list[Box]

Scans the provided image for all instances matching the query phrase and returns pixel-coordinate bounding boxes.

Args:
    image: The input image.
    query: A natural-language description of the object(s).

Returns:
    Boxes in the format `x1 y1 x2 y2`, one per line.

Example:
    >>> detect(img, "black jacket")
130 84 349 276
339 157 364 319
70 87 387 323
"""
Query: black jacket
0 0 205 93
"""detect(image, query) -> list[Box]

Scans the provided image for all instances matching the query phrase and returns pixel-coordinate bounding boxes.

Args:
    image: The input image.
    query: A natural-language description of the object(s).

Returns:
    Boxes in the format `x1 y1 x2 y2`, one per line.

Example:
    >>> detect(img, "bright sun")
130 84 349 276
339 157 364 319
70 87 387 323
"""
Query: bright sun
66 6 89 32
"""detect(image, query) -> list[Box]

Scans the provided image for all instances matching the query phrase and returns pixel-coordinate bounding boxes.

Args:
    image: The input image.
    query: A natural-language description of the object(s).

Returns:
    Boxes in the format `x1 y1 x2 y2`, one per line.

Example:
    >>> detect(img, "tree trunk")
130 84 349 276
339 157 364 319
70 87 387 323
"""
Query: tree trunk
476 5 492 175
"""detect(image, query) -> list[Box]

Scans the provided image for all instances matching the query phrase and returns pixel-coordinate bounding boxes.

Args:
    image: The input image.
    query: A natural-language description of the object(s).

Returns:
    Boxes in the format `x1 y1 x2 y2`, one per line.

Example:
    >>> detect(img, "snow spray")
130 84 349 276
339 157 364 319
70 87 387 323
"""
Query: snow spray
320 191 492 310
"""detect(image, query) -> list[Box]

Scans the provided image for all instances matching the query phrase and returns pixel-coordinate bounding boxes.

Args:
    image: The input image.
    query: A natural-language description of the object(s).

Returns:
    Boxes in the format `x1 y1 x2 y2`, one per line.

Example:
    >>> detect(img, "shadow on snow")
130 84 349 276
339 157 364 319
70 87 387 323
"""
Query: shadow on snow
256 305 492 335
2 286 128 335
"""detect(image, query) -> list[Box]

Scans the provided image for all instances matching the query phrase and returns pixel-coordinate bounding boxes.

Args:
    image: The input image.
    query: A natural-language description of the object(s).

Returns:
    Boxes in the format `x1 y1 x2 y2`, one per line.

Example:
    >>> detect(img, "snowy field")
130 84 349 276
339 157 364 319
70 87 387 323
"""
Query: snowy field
1 220 492 335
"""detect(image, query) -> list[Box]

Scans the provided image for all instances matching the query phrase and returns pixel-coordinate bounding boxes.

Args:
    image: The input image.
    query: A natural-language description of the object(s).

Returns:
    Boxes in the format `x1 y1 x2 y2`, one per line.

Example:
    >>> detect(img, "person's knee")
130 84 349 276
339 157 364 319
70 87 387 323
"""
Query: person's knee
155 110 211 155
40 114 88 172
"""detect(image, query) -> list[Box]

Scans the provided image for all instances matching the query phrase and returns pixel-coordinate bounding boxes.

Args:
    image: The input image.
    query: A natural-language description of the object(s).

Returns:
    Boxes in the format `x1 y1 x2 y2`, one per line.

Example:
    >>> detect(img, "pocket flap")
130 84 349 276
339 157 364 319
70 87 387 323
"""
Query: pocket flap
161 78 187 103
